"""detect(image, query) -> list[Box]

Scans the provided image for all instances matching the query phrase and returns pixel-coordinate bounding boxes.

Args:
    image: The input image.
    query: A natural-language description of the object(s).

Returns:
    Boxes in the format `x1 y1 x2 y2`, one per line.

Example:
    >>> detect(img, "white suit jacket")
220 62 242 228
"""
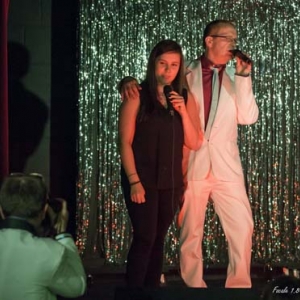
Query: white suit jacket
185 59 259 182
0 225 86 300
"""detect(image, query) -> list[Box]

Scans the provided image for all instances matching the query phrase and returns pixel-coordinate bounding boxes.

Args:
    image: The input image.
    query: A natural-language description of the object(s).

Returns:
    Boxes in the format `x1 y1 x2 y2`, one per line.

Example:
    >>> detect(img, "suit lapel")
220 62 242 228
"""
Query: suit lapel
186 60 205 132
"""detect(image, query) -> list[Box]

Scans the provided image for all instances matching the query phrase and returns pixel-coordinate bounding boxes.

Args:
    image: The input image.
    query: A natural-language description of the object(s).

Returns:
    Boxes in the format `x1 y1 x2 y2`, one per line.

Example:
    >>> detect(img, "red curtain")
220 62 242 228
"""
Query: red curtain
0 0 9 182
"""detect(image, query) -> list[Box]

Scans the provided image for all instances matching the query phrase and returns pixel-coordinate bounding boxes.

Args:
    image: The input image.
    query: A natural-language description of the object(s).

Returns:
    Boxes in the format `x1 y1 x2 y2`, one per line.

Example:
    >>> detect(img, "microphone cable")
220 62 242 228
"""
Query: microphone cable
163 85 176 220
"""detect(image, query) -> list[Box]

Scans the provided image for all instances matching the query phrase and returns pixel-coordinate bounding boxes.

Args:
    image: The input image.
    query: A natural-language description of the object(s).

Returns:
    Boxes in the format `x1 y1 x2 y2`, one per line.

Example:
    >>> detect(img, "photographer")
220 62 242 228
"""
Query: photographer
0 173 86 300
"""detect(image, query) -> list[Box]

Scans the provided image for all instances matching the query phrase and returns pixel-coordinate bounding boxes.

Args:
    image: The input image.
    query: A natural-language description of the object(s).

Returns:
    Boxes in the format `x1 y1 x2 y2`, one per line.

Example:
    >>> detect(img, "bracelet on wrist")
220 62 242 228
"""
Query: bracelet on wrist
128 173 137 178
235 72 250 77
130 180 141 186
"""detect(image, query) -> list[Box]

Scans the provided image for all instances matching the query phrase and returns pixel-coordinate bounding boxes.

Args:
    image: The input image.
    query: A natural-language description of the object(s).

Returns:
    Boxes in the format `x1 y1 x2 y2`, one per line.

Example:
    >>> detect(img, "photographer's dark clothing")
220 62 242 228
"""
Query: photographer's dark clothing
0 217 37 235
121 81 186 287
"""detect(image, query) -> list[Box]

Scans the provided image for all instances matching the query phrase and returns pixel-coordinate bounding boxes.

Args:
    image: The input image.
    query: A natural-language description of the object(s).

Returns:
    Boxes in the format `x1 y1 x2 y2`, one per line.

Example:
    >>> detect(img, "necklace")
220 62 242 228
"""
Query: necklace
158 94 167 108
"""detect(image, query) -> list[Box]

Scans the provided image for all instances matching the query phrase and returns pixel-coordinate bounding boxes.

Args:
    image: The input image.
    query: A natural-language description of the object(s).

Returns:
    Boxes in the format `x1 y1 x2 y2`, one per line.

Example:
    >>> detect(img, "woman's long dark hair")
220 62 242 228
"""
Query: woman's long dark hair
140 40 187 118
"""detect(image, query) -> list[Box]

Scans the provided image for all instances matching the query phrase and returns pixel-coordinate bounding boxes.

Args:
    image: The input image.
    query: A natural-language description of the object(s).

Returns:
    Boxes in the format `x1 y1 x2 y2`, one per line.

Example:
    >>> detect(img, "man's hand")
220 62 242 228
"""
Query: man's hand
118 76 141 101
0 206 5 220
235 56 252 76
48 198 69 234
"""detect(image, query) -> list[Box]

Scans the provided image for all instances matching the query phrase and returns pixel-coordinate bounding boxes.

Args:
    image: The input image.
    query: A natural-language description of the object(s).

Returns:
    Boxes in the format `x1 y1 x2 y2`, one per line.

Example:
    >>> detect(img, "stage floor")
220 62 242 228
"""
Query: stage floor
59 258 291 300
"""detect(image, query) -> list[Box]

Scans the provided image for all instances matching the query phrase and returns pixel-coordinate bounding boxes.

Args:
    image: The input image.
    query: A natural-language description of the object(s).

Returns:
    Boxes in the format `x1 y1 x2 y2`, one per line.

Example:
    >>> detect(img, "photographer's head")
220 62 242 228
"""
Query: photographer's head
0 173 48 226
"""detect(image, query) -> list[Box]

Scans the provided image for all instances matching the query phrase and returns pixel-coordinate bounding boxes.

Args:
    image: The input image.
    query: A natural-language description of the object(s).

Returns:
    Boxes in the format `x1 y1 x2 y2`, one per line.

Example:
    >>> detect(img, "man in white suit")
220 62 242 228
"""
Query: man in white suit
119 19 258 288
178 19 259 288
0 174 86 300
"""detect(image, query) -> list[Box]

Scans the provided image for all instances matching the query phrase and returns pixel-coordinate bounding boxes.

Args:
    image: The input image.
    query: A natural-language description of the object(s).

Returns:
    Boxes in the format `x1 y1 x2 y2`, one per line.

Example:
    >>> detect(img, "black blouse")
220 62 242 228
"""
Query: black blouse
122 81 186 190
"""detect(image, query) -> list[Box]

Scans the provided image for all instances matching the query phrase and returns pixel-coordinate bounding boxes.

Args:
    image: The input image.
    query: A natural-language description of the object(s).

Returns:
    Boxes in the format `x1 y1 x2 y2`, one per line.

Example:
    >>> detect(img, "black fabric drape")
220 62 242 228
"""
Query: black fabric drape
0 0 10 183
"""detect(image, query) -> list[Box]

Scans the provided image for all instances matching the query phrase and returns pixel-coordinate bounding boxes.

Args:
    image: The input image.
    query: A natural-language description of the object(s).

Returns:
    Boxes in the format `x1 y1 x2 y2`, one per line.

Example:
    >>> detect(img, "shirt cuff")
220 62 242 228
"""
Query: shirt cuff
55 232 73 241
235 73 250 77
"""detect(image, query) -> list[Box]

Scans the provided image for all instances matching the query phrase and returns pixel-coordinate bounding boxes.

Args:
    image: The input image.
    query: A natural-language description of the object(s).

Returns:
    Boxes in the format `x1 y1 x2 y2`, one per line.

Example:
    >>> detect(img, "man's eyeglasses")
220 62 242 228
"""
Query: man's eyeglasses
210 35 238 44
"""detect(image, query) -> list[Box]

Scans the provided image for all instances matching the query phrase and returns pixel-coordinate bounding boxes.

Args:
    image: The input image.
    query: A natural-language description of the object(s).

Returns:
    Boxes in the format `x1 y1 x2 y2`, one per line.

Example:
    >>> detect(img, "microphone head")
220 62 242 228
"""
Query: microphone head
229 49 252 64
163 85 173 99
229 49 241 56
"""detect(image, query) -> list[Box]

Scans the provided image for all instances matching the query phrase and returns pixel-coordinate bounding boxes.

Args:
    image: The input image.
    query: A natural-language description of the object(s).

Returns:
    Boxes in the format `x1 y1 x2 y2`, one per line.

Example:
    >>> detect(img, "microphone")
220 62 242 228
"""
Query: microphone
163 85 174 116
229 49 252 64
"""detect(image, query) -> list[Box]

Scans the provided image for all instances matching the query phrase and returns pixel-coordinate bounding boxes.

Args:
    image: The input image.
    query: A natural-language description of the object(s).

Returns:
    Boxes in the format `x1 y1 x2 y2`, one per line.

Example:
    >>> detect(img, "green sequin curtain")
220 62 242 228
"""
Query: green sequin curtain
76 0 300 267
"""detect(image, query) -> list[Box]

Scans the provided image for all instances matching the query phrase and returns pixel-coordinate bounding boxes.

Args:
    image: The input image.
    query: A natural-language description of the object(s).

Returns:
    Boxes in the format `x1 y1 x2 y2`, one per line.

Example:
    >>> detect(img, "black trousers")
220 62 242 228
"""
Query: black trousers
122 185 182 287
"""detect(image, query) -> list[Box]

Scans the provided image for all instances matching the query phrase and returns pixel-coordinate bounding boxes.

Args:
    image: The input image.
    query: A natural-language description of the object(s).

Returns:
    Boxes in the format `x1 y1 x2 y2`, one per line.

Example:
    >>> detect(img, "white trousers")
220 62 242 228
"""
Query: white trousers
179 173 253 288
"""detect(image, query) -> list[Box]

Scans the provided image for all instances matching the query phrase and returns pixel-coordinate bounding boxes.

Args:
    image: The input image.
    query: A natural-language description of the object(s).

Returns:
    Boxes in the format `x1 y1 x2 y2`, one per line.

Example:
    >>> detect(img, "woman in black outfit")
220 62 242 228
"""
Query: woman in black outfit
118 39 202 287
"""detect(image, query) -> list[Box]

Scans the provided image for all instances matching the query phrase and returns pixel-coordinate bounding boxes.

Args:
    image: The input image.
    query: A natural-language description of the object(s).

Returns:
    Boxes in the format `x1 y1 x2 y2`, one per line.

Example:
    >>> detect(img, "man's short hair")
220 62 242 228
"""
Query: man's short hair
0 175 48 219
203 19 236 49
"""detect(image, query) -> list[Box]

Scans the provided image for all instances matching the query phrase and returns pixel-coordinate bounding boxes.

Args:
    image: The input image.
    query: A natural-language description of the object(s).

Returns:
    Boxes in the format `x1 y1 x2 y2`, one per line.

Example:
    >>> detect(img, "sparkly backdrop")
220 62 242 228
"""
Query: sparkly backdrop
76 0 300 267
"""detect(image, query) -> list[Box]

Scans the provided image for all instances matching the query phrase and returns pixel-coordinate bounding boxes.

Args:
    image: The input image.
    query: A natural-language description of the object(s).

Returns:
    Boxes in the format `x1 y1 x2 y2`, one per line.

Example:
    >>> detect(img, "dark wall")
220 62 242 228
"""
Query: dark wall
8 0 51 182
51 0 79 237
7 0 78 236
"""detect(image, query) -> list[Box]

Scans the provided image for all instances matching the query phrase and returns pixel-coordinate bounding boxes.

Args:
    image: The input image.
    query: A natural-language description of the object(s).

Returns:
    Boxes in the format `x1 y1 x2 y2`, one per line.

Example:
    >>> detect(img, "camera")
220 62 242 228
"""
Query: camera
41 197 64 237
48 197 63 213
